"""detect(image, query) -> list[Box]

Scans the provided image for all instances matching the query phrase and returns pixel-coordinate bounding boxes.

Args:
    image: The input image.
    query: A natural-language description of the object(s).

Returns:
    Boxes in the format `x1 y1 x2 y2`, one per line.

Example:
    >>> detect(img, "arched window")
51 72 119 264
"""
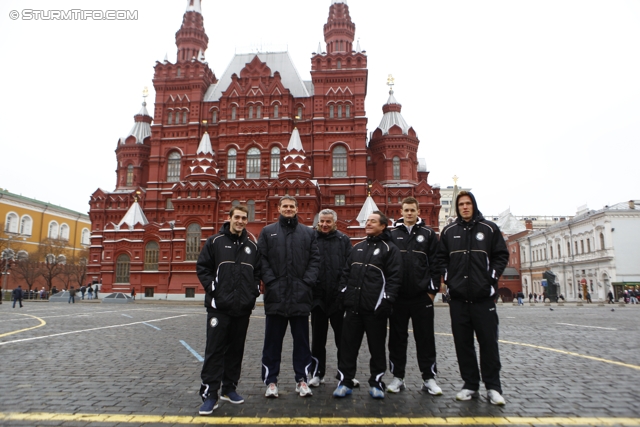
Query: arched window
81 228 90 245
167 111 173 125
248 106 254 119
332 145 347 177
297 106 303 119
273 104 279 118
345 104 351 118
246 148 261 179
5 212 18 233
186 223 201 261
167 152 181 182
48 221 59 239
211 109 218 123
60 224 70 241
256 105 262 119
270 147 281 178
600 232 605 250
393 156 401 180
587 239 591 252
329 105 334 118
144 241 159 271
183 110 188 124
248 200 256 222
126 164 134 186
16 250 28 261
337 105 342 118
20 216 32 236
227 148 237 179
231 106 237 120
337 59 342 69
115 254 130 283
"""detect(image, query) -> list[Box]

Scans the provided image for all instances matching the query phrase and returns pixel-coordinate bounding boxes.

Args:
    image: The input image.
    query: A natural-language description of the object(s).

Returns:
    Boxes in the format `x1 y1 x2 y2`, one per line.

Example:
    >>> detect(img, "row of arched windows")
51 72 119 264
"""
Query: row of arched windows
4 213 90 244
206 102 352 124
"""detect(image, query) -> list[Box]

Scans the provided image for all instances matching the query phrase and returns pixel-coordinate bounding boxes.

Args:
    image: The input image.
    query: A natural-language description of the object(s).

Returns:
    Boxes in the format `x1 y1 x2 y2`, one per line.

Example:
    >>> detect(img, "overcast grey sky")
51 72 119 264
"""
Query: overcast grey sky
1 0 638 217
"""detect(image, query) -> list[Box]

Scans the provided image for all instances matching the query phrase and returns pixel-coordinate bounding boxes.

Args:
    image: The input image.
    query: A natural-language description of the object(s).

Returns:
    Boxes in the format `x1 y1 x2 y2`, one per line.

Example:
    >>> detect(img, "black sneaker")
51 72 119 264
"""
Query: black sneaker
199 396 218 415
220 391 244 404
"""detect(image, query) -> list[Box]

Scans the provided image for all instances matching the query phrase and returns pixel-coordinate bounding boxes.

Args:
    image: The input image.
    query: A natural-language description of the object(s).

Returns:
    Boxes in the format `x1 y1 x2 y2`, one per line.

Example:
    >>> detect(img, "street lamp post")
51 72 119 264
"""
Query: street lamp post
1 248 16 304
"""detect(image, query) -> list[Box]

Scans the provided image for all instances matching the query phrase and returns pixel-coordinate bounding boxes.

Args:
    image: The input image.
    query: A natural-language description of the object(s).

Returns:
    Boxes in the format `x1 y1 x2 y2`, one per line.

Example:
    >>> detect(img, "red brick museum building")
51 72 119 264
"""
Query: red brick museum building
88 0 441 298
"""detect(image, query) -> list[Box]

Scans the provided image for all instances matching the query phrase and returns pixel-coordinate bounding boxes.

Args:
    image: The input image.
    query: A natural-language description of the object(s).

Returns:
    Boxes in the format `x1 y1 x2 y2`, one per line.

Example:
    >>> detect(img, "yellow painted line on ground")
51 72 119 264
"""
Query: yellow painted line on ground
0 313 46 338
0 413 639 425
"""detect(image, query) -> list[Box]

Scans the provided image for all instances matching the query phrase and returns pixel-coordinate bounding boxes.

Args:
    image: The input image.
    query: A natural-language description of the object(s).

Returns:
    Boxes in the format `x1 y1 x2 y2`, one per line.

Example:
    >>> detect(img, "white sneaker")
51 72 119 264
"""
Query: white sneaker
352 378 360 388
456 389 478 401
422 378 443 396
308 376 324 387
265 383 279 398
386 377 405 393
487 389 506 406
296 381 313 397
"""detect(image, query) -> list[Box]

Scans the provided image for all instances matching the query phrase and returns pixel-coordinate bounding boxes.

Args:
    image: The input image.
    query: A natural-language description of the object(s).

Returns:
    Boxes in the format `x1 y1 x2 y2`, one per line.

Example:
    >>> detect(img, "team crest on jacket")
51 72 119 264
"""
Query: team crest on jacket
476 232 485 241
244 247 252 254
416 235 425 243
373 248 380 255
210 317 219 328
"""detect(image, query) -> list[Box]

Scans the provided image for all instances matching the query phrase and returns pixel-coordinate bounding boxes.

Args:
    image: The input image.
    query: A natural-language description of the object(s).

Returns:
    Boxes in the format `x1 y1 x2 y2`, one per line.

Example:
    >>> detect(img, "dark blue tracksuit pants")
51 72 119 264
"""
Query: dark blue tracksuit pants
261 314 312 385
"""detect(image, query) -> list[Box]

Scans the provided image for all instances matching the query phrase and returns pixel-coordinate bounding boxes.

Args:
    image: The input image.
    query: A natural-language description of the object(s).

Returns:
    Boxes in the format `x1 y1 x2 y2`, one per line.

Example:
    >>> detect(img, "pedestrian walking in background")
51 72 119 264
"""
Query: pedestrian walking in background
308 209 353 389
80 285 86 300
68 286 76 304
437 191 509 406
131 288 136 300
196 205 261 415
333 211 402 400
94 283 99 299
12 285 23 308
386 197 442 396
607 290 614 304
258 196 320 399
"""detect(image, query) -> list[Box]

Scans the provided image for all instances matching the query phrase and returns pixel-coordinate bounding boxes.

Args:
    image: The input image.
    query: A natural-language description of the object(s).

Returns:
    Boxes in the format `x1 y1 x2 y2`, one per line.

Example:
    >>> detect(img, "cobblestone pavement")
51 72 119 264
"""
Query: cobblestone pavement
0 300 639 426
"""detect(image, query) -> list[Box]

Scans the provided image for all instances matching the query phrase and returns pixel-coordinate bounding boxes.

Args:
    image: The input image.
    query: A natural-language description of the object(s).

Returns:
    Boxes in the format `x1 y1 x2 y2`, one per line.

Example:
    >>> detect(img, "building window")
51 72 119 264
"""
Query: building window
126 165 134 186
185 287 196 298
335 194 346 206
567 242 571 256
273 104 279 118
329 105 334 118
211 110 217 123
166 198 174 210
183 111 188 124
186 223 201 261
168 111 173 125
227 148 237 179
115 254 130 283
600 232 605 249
345 105 350 118
60 224 70 241
144 241 159 271
246 148 261 179
270 147 281 178
337 105 342 118
297 106 302 119
580 240 584 253
337 59 341 69
550 246 553 259
167 152 181 182
81 228 90 245
248 106 254 119
332 145 347 177
231 106 237 120
393 156 401 180
5 212 19 233
257 105 262 119
145 287 155 297
48 221 59 239
20 216 33 236
557 244 561 258
575 241 578 254
587 239 591 252
248 200 256 222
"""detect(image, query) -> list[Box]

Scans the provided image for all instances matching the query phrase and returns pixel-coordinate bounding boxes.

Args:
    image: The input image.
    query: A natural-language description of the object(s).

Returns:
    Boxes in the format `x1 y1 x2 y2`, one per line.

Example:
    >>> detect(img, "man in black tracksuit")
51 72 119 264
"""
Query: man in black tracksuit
437 191 509 405
387 197 442 395
308 209 352 387
258 196 320 398
333 211 402 399
196 206 261 414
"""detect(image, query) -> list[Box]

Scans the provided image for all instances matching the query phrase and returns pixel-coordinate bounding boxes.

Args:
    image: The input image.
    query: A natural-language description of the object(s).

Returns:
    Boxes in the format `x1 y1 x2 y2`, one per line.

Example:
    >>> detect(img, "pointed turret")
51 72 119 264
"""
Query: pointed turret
117 200 149 230
279 128 311 179
176 0 209 63
356 196 380 226
324 1 355 54
115 91 152 190
119 100 153 145
376 89 411 135
186 132 221 184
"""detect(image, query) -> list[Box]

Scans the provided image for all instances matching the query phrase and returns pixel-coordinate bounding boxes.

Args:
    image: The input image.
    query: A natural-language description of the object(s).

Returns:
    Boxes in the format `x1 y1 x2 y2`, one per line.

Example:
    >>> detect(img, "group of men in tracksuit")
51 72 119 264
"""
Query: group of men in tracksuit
195 190 509 415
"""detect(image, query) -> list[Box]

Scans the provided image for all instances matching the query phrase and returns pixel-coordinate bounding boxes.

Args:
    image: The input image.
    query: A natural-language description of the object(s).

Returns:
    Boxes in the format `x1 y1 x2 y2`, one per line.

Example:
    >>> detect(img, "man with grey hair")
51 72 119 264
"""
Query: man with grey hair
308 209 353 388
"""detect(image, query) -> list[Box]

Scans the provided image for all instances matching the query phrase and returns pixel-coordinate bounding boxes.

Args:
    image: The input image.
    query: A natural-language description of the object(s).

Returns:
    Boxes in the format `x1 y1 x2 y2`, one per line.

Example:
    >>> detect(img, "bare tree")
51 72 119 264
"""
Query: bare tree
38 238 69 292
11 255 43 292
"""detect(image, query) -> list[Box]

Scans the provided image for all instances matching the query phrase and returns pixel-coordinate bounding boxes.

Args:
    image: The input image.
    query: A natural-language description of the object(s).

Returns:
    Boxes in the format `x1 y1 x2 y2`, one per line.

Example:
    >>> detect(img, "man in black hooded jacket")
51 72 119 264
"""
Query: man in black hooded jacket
437 191 509 406
196 205 261 414
257 196 320 398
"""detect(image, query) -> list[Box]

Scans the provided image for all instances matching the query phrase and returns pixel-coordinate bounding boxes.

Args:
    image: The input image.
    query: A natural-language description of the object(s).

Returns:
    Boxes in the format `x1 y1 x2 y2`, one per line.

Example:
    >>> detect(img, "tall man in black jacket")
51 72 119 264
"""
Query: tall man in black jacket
258 196 320 398
308 209 352 388
196 205 261 415
333 211 402 400
387 197 442 396
437 191 509 406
